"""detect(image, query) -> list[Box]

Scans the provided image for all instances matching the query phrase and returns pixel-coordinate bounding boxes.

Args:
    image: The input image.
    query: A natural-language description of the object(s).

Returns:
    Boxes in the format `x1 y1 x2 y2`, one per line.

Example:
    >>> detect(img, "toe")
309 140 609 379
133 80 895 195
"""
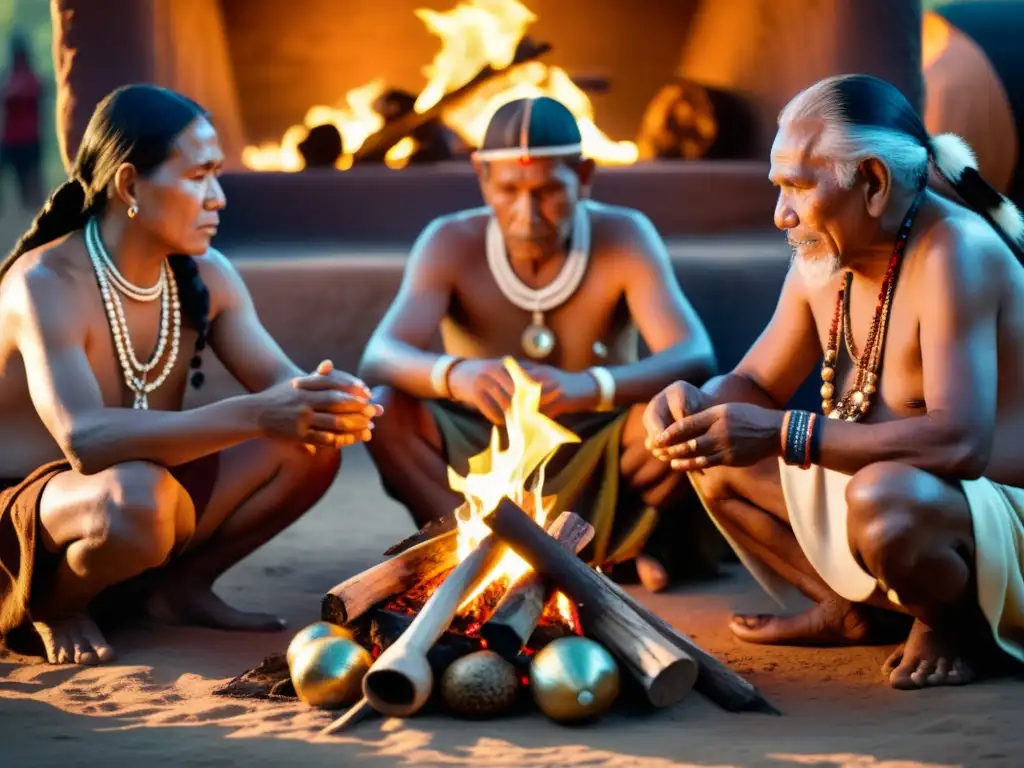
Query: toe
889 656 924 689
910 658 938 687
925 657 951 686
81 622 116 664
946 658 974 685
883 645 904 673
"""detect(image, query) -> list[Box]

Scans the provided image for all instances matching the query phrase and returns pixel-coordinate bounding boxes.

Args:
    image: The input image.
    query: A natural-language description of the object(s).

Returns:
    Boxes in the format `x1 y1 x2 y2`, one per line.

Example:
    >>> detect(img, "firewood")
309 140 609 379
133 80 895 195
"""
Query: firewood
353 36 552 163
483 501 698 707
361 534 506 717
321 527 460 626
481 510 594 658
598 574 779 714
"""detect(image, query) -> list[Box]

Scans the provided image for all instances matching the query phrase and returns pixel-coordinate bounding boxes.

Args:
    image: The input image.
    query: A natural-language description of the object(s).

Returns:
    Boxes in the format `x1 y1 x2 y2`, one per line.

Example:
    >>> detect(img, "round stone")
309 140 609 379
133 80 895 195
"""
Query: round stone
824 349 837 364
821 366 835 382
863 383 876 395
828 410 841 420
820 382 834 399
852 390 865 405
866 372 878 384
821 400 832 414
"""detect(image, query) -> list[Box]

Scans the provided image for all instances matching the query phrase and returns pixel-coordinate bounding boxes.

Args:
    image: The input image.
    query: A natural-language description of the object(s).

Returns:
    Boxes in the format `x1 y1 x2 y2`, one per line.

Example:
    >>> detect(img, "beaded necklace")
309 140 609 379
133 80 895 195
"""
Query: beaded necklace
820 191 923 421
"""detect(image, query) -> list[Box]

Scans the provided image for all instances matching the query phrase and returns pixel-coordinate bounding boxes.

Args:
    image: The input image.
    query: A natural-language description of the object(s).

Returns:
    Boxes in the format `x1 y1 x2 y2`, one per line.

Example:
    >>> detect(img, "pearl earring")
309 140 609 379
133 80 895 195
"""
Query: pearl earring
127 204 139 219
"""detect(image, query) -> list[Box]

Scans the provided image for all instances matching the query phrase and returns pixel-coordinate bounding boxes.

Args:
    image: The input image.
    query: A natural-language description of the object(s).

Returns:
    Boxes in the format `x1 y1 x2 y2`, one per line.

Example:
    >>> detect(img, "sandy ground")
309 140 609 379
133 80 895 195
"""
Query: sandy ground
0 445 1021 768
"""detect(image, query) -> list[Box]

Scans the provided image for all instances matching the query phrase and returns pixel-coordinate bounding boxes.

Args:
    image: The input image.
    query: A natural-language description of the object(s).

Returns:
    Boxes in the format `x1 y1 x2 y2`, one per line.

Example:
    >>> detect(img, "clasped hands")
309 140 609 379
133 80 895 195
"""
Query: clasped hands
643 381 784 471
272 359 382 450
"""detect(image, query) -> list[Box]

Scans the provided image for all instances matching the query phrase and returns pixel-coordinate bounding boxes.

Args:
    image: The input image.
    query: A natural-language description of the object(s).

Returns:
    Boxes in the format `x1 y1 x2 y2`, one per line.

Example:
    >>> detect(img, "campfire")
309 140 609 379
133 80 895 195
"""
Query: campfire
275 359 777 730
240 0 638 172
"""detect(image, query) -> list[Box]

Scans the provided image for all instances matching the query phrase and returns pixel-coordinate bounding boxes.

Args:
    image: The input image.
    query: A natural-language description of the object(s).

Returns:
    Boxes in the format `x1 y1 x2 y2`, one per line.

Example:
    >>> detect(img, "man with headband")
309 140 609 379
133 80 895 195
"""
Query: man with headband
361 96 717 591
646 74 1024 688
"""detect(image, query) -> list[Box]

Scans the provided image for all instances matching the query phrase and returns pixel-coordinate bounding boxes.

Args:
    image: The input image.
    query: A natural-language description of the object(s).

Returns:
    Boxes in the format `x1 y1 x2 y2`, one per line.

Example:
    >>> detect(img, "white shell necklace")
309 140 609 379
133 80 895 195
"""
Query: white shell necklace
485 201 591 359
85 217 181 409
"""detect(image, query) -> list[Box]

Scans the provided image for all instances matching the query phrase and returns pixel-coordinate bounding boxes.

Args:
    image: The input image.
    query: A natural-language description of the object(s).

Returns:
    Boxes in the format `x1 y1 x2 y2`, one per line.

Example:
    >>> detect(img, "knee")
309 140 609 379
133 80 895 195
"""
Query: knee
281 443 342 500
366 386 429 462
688 465 736 506
846 462 927 583
96 462 181 569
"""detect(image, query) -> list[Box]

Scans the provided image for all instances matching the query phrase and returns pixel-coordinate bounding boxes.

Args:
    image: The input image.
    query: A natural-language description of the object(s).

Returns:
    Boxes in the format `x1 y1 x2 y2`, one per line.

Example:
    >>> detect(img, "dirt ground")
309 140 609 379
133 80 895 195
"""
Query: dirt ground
0 445 1021 768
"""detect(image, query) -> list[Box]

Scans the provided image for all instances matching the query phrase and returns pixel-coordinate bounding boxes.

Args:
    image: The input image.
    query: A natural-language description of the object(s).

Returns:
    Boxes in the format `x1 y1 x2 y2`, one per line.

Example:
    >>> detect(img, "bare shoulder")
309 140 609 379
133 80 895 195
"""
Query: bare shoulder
588 201 668 264
911 197 1017 304
408 207 489 275
0 233 91 333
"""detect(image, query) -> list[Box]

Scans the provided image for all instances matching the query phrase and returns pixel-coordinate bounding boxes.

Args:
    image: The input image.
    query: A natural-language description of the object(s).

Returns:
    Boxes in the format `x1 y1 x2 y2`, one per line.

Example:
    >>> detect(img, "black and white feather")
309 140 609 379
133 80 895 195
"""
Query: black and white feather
930 131 1024 249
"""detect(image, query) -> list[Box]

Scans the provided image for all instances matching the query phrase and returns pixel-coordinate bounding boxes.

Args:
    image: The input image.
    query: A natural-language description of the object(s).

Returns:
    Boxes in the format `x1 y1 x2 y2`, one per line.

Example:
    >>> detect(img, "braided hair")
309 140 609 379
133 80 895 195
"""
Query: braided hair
780 73 1024 262
2 83 212 388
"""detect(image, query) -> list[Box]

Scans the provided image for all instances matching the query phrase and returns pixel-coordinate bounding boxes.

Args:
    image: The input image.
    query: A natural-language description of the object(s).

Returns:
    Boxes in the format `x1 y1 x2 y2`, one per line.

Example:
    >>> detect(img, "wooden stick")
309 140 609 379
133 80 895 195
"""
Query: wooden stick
321 527 460 626
353 36 552 162
319 696 375 736
361 534 505 717
382 513 459 556
481 511 594 658
484 502 698 707
598 574 780 714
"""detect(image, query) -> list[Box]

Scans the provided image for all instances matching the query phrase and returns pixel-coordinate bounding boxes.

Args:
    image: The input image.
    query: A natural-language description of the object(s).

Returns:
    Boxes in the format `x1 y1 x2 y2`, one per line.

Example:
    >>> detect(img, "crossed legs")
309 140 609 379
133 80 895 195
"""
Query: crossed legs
693 458 984 688
32 441 340 665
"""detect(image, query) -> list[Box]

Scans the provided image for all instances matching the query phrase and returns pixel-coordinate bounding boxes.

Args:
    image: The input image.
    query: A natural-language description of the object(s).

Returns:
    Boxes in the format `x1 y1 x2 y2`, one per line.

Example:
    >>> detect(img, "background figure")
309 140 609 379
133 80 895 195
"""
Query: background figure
0 33 42 212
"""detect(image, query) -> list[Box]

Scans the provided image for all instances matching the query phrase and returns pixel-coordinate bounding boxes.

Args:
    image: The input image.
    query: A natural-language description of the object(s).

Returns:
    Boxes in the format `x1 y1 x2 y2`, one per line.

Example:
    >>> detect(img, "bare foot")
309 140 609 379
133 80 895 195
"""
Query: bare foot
884 619 975 689
636 554 670 593
145 580 286 632
730 597 880 646
31 614 116 665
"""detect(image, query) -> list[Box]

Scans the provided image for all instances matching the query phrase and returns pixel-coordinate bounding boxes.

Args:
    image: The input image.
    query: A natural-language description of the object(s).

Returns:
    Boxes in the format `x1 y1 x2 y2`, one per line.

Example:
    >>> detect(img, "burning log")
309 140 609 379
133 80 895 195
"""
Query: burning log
598 574 779 714
484 501 698 708
321 524 461 626
481 511 594 658
353 36 553 164
361 534 505 717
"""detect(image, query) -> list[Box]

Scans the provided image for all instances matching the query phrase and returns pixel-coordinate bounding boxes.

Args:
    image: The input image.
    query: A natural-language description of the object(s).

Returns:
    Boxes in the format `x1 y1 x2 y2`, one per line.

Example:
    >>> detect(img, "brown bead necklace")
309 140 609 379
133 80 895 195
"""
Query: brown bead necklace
821 192 923 421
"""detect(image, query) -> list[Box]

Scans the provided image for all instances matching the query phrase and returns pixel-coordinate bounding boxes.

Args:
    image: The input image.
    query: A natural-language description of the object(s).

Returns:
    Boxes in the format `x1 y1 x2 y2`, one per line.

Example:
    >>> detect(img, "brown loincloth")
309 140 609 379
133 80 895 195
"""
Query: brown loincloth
0 461 72 637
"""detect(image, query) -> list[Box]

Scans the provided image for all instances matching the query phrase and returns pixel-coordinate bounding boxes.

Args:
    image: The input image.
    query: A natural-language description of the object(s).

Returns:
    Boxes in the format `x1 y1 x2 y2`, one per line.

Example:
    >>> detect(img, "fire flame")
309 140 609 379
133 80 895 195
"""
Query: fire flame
241 0 637 170
446 357 579 609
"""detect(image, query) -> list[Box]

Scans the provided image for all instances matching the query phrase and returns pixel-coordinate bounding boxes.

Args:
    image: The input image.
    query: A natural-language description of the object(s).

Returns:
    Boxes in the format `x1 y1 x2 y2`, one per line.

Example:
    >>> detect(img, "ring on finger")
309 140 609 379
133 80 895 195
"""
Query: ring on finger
686 438 698 453
695 455 708 468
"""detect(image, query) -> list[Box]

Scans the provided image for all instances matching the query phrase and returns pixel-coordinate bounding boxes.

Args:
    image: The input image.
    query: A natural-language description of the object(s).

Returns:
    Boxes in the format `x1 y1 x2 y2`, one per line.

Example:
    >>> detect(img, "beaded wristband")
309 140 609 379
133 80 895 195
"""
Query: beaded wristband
780 410 792 457
801 412 817 469
808 412 823 466
784 410 810 466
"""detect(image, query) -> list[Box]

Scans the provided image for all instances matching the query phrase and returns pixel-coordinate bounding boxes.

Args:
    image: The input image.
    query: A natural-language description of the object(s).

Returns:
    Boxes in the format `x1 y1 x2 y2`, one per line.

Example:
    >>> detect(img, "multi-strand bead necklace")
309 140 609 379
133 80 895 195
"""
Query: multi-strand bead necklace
820 192 923 421
84 217 181 410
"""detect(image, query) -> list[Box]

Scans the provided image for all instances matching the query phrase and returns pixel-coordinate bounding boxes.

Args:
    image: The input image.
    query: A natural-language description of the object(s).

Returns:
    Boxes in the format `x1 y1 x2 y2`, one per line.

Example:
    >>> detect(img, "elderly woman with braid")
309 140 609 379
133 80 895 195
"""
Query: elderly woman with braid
0 84 380 666
645 74 1024 690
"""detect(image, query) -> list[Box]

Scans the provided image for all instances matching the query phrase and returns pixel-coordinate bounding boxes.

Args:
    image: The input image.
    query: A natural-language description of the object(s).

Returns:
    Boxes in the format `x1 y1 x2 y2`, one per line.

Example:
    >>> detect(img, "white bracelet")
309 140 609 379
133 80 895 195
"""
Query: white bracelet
587 366 616 412
430 354 461 399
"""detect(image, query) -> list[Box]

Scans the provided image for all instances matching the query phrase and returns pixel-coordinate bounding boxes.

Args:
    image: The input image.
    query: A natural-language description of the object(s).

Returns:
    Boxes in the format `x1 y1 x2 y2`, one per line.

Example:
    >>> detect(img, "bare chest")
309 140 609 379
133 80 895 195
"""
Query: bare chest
443 255 633 370
86 292 197 411
810 275 925 420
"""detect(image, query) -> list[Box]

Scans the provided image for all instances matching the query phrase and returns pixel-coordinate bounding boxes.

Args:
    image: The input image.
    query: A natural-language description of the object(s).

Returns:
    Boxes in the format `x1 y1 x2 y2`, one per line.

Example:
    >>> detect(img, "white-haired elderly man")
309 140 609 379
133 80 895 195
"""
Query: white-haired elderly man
643 73 1024 690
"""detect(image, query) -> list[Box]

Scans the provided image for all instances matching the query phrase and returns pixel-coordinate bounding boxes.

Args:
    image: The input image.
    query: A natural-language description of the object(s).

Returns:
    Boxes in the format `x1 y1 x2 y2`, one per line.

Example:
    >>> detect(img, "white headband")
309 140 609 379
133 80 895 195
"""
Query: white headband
472 143 584 161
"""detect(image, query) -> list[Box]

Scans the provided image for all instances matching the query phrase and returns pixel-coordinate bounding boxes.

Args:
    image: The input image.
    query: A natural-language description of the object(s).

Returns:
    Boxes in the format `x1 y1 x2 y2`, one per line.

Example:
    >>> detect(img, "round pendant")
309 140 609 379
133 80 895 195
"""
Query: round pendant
522 323 556 359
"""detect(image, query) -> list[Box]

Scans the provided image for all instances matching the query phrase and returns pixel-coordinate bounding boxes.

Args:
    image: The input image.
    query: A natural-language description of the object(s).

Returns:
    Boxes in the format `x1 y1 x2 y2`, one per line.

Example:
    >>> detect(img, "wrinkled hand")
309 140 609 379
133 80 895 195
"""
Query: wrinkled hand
643 381 706 454
447 358 517 425
648 396 784 472
519 363 599 419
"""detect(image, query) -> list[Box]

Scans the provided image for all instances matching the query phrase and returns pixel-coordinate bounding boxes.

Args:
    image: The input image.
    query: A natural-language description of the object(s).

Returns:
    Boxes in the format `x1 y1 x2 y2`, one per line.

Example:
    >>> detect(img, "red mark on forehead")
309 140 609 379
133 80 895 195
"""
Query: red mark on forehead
518 154 532 166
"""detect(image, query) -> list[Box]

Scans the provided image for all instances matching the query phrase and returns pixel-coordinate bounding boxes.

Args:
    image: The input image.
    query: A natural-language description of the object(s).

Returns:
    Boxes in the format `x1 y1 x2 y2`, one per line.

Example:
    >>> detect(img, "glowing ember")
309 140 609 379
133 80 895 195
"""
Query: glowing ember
242 0 638 170
446 357 579 618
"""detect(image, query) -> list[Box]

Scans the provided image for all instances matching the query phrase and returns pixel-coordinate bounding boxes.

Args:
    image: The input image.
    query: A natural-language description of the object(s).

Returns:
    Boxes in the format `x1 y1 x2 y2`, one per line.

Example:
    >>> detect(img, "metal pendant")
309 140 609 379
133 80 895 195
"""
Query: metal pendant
522 323 556 359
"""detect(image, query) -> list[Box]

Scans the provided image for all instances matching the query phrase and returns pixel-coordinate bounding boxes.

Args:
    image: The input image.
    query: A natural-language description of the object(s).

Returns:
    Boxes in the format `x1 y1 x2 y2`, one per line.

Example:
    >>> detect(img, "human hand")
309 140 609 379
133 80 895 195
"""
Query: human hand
649 400 784 471
447 358 518 425
518 363 599 419
293 359 373 402
643 381 706 456
256 375 381 449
